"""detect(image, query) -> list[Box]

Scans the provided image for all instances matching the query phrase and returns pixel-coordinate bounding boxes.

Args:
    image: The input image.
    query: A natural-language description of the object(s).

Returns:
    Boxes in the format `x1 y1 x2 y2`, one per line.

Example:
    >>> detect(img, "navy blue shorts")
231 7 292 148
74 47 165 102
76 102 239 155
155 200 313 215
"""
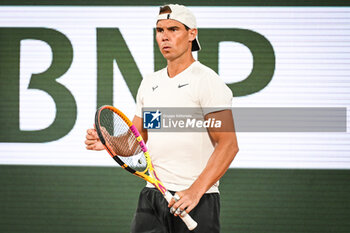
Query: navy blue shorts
130 187 220 233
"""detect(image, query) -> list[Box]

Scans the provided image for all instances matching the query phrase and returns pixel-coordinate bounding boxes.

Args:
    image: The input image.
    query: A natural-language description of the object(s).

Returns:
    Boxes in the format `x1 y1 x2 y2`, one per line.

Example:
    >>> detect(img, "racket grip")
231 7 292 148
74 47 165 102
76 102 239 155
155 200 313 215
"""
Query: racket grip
180 213 198 231
164 191 198 230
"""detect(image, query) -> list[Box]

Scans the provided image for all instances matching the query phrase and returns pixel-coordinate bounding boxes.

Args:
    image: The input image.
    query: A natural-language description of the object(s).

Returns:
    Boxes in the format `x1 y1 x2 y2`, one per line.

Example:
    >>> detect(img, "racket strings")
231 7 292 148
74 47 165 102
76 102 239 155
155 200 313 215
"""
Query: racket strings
99 109 147 171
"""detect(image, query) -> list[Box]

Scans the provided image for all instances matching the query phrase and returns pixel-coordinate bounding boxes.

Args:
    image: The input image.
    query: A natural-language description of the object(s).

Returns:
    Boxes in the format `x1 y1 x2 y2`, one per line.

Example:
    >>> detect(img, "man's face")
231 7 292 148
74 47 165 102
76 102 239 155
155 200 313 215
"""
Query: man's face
156 19 196 61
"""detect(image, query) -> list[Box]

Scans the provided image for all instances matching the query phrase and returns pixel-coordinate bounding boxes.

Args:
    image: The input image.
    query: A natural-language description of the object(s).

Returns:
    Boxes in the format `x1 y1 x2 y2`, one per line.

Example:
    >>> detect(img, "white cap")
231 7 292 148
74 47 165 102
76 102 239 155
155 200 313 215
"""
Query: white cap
157 4 201 51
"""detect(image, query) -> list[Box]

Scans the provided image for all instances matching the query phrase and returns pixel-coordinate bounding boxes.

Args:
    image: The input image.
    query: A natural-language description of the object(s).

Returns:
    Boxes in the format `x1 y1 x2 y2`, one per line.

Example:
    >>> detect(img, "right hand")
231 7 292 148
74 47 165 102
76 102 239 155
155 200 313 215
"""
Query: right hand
85 128 105 151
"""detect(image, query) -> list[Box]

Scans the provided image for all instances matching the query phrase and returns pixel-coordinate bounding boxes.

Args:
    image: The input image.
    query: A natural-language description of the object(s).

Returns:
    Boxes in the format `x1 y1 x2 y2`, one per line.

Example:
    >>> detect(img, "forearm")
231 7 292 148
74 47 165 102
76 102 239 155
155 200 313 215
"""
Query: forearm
169 110 238 215
132 116 148 143
190 139 238 196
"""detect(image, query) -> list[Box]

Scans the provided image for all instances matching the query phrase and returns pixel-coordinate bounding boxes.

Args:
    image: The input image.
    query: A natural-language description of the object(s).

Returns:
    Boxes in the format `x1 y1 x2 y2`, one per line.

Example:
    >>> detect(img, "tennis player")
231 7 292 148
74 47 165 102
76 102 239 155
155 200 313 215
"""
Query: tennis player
85 4 238 232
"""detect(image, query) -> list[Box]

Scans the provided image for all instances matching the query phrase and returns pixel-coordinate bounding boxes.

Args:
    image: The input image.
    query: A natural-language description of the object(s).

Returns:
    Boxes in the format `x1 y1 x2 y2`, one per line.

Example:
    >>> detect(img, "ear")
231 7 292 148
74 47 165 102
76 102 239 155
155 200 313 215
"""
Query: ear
188 28 198 42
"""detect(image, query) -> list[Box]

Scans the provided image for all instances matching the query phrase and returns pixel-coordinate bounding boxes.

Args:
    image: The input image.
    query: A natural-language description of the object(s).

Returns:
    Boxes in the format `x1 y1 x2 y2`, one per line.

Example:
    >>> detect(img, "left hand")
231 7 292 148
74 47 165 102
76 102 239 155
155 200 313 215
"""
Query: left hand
168 188 202 217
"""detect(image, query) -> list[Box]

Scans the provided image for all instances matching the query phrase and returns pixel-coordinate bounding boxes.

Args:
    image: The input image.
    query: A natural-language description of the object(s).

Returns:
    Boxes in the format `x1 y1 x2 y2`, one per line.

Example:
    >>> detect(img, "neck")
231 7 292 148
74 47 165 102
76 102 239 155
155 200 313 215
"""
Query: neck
167 53 195 78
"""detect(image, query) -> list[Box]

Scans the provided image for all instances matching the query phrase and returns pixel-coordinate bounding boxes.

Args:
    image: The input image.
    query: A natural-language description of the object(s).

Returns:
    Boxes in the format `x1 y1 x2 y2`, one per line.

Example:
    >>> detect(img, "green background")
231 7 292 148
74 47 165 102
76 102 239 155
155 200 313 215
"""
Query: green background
1 166 349 233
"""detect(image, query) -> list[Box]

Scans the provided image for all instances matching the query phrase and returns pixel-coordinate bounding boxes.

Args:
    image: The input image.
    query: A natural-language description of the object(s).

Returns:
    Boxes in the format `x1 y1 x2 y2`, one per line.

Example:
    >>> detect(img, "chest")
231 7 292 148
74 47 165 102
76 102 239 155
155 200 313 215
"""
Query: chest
143 77 200 108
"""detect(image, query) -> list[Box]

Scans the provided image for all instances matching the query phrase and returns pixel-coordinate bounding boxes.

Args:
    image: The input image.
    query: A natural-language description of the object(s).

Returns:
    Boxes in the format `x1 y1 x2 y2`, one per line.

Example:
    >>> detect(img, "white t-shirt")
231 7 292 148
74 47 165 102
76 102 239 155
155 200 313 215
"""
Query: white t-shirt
135 61 233 193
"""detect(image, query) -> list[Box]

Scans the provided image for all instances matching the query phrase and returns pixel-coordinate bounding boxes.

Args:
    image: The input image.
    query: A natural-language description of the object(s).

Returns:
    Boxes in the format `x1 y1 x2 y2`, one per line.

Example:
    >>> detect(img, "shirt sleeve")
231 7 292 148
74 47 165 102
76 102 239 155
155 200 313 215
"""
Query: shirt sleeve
196 72 233 115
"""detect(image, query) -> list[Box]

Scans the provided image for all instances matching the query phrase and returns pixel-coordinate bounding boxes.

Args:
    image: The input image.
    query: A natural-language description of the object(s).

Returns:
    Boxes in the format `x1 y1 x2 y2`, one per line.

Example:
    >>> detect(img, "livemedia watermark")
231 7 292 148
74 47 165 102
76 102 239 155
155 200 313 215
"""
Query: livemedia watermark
142 107 347 132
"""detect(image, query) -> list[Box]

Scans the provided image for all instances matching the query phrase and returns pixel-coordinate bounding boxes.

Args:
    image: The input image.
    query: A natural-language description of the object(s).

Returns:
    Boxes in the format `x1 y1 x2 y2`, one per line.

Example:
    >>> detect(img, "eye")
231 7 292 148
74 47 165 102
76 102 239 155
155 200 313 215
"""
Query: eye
168 27 178 32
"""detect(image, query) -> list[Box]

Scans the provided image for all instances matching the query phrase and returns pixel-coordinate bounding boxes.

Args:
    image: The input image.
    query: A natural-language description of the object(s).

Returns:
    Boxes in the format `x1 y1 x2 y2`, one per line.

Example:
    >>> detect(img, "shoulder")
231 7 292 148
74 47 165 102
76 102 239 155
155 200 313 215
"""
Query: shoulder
191 62 227 88
191 61 233 101
191 62 233 108
140 67 166 86
146 67 166 79
191 61 219 79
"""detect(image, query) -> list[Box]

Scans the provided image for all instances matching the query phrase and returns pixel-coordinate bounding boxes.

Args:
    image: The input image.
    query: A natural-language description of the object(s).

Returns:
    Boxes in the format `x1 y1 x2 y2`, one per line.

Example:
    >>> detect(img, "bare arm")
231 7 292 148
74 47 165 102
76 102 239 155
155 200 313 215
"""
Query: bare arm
132 115 148 143
169 109 239 215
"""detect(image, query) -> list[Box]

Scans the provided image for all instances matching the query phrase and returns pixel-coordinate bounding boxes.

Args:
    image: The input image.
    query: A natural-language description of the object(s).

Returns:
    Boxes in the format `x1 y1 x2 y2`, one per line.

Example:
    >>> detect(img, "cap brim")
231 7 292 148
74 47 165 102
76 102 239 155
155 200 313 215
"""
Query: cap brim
192 37 201 52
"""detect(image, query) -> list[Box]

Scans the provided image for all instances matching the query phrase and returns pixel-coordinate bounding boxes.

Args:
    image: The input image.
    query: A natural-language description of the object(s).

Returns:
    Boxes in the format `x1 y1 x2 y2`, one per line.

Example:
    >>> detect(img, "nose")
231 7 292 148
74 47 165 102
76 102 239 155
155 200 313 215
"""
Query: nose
161 30 169 41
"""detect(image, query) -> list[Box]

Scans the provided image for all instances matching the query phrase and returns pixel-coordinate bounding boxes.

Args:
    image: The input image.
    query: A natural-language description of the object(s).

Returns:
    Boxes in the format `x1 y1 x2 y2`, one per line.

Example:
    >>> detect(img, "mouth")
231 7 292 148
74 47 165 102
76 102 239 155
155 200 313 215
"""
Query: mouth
162 45 171 51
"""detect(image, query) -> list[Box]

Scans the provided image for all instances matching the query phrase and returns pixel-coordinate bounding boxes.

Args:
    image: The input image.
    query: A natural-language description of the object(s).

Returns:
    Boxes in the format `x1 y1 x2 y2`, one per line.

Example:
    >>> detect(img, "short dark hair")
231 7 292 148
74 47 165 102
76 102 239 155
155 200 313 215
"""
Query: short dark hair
159 5 171 14
159 5 190 31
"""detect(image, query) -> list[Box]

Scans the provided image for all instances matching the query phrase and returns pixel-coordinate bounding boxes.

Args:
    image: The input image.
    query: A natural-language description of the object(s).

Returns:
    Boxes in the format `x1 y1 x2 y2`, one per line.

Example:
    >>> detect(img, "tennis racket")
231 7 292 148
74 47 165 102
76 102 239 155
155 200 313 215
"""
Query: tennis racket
94 105 198 230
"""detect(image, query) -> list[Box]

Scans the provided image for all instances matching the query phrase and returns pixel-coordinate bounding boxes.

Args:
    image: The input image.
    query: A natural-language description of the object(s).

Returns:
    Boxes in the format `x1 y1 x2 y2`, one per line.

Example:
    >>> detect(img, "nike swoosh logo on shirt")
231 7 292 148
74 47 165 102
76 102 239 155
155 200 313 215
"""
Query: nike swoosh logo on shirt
178 83 189 88
152 85 158 91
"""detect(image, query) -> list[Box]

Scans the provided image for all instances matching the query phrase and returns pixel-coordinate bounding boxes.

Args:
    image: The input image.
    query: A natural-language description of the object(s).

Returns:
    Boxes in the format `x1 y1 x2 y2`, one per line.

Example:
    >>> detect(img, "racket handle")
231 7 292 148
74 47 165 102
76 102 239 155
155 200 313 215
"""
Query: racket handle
164 191 198 230
180 212 198 231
